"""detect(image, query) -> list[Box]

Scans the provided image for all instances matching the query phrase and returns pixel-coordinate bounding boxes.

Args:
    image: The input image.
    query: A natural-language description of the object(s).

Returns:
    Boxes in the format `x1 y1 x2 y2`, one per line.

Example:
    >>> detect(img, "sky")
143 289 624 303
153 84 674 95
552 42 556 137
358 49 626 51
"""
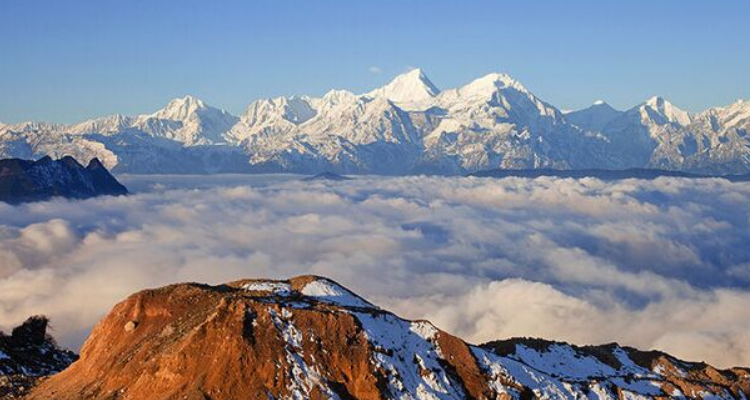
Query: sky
1 0 749 124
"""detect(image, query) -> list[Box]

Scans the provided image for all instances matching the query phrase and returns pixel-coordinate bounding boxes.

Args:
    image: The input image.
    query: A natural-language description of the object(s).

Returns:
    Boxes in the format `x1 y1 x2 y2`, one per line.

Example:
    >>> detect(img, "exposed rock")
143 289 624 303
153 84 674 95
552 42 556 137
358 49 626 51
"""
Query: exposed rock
0 156 128 204
0 316 78 397
28 276 750 400
123 321 137 333
0 375 42 399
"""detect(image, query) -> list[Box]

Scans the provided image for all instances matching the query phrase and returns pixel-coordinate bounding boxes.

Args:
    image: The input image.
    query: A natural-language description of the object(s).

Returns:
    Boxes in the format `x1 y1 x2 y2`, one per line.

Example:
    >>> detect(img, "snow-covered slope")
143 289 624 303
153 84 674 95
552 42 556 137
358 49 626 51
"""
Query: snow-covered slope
366 68 440 105
1 70 749 174
579 96 750 173
30 276 750 400
71 95 239 146
566 100 624 132
417 72 611 172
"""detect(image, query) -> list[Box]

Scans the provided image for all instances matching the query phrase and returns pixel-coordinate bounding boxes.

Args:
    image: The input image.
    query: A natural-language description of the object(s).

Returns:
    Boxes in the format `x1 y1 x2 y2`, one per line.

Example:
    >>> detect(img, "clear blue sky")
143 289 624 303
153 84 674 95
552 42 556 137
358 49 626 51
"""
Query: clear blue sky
1 0 748 124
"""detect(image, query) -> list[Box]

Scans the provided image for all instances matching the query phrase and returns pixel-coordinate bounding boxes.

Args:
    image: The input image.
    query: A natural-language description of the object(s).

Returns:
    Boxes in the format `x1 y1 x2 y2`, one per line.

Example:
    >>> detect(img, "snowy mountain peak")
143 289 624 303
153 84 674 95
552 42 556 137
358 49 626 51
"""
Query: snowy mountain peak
707 98 750 129
454 72 529 100
153 95 211 121
641 96 692 126
565 99 624 132
322 89 357 105
367 68 440 102
645 95 667 108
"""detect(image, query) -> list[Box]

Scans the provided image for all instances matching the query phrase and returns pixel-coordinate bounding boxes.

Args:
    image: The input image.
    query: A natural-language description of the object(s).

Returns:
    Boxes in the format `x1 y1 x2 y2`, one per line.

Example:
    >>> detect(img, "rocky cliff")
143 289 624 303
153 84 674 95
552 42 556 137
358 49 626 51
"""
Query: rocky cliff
28 276 750 400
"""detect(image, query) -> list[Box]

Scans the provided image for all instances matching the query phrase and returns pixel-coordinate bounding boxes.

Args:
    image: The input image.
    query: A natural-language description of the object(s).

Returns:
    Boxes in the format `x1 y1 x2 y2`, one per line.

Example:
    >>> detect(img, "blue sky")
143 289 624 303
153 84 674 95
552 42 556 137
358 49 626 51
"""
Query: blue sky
1 0 748 123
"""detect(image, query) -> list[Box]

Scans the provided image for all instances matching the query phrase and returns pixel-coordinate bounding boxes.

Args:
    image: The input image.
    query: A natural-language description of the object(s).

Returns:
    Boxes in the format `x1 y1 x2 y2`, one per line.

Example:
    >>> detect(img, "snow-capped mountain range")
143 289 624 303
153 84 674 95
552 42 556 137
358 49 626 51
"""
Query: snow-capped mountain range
2 69 749 175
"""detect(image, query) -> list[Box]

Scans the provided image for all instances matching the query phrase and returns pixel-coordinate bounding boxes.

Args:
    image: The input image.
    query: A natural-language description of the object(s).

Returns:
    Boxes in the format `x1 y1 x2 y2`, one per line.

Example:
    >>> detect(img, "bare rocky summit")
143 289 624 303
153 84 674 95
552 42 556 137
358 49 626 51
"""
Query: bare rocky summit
24 276 750 400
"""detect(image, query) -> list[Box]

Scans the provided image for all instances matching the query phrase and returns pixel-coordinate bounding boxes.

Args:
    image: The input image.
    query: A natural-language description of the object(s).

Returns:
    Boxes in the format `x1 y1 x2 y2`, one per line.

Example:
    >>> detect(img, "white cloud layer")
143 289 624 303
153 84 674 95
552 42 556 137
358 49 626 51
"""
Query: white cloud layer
1 175 750 368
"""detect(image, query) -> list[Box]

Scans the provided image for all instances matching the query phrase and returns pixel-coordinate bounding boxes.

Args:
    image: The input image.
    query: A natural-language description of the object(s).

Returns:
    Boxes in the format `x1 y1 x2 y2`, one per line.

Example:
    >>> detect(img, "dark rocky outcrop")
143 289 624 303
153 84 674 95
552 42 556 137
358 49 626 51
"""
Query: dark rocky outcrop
0 316 78 398
0 156 128 204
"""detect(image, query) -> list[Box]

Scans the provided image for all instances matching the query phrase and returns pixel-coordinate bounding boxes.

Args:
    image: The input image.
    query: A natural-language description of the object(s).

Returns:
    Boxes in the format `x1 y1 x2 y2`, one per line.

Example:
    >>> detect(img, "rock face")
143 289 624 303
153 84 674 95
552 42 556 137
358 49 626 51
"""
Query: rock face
0 156 128 203
1 71 749 175
29 276 750 400
0 316 78 398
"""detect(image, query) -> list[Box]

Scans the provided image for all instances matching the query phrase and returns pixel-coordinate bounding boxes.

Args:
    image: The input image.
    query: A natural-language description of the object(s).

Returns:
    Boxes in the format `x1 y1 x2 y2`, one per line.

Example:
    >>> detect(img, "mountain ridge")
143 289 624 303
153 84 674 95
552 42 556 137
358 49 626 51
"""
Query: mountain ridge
2 69 749 175
0 156 128 203
26 275 750 400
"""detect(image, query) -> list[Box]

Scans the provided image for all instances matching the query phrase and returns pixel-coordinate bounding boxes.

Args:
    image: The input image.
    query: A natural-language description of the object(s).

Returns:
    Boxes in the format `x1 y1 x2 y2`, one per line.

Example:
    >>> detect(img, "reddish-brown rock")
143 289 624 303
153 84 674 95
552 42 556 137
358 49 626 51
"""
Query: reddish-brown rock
27 276 750 400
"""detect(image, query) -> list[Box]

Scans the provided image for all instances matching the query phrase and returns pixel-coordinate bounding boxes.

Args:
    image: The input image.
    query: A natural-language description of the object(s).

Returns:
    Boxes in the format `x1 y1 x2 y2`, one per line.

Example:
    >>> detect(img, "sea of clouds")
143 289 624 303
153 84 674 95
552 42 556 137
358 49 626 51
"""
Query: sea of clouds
1 174 750 368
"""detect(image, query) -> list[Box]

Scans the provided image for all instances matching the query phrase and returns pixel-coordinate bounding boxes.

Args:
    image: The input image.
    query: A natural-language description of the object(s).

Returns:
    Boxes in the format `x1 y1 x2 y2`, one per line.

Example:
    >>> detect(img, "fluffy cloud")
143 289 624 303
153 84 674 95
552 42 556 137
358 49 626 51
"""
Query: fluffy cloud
1 175 749 368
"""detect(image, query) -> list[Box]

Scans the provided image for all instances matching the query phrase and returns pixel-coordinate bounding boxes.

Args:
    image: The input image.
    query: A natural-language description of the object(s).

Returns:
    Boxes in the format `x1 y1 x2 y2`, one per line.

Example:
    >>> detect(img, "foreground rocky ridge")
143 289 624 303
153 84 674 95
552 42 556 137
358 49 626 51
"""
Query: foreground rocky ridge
1 70 749 175
0 156 128 203
27 276 750 399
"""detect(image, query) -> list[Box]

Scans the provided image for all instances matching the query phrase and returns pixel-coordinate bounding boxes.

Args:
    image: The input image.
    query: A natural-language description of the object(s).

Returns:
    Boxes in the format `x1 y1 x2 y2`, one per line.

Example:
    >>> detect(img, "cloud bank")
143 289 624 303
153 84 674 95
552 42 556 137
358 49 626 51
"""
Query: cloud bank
1 175 750 368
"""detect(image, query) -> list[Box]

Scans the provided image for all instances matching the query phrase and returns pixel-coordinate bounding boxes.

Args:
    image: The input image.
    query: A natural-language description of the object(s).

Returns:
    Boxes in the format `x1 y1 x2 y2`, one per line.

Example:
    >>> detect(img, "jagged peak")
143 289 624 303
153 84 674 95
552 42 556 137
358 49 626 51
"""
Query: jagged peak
86 157 105 169
242 96 317 125
71 113 133 132
322 89 357 104
249 95 311 108
724 98 750 110
641 96 692 125
453 72 530 99
151 95 214 121
168 94 207 109
645 95 667 107
366 68 440 103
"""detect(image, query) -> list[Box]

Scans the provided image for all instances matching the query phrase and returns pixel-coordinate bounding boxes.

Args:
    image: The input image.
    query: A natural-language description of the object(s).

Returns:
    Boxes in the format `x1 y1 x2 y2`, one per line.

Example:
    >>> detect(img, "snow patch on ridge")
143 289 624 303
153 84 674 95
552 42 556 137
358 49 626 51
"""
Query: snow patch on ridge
354 311 466 399
268 308 343 400
242 282 292 296
300 279 374 309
